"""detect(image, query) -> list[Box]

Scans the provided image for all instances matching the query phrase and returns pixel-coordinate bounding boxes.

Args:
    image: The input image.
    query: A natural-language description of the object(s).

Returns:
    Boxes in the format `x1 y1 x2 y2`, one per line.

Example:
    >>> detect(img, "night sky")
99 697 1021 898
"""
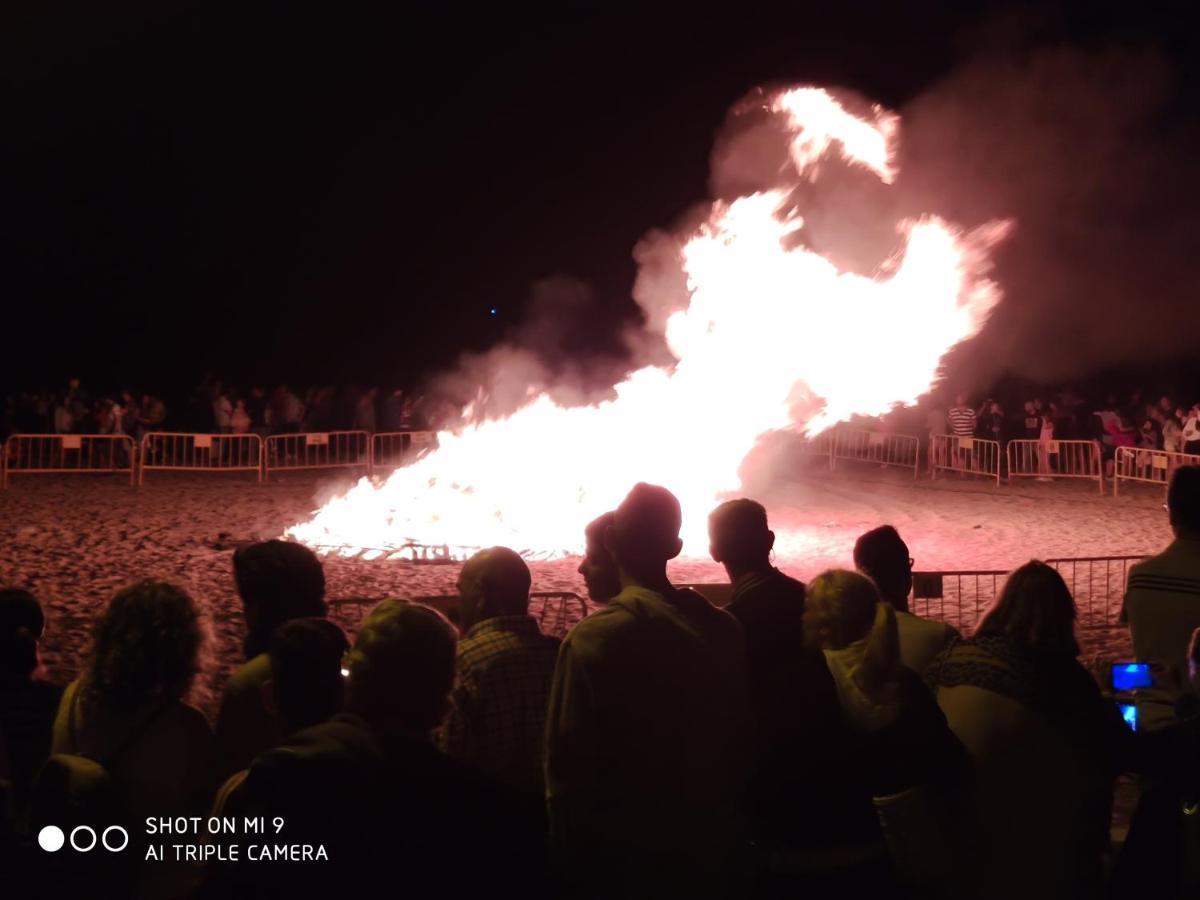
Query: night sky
3 1 1198 399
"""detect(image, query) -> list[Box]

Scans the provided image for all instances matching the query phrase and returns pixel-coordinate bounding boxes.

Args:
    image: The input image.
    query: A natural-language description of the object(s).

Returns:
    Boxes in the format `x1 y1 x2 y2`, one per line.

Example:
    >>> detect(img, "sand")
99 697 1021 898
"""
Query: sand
0 462 1173 709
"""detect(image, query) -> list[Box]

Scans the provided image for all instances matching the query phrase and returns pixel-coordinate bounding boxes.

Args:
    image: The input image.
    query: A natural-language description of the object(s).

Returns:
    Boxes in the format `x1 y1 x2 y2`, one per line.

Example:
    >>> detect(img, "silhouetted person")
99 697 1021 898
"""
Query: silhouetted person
0 590 63 818
212 617 349 815
1123 466 1200 731
212 540 327 782
47 581 213 900
708 501 845 883
804 570 969 897
441 547 559 797
853 525 959 674
1113 627 1200 899
927 562 1124 900
577 511 620 605
216 601 540 899
708 499 806 688
545 483 749 899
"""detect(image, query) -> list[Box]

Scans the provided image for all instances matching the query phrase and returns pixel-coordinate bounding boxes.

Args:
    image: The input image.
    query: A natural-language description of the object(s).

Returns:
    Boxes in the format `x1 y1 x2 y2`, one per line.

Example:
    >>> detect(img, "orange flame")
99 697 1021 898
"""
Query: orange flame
286 87 1010 558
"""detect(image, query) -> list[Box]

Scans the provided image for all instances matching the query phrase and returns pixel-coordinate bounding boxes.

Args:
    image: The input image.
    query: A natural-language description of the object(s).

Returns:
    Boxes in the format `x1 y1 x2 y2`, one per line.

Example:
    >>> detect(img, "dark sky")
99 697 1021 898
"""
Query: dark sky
2 1 1197 397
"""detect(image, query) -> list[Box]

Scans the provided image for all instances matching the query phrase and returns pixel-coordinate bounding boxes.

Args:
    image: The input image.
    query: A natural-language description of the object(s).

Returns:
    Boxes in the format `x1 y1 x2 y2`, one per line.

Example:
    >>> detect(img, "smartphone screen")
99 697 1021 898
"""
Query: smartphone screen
1111 662 1153 691
1118 703 1138 731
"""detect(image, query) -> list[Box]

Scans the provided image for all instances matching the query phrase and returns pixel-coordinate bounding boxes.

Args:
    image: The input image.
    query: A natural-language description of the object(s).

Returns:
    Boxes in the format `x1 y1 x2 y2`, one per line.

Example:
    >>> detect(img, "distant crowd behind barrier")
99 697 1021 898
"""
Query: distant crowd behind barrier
3 378 1199 494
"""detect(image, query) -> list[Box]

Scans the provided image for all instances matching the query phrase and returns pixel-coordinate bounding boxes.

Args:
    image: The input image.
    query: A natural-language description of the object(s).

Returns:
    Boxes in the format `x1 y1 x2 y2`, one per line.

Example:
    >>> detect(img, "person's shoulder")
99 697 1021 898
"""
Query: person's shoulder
1130 541 1200 578
158 700 213 741
225 653 272 693
565 599 638 639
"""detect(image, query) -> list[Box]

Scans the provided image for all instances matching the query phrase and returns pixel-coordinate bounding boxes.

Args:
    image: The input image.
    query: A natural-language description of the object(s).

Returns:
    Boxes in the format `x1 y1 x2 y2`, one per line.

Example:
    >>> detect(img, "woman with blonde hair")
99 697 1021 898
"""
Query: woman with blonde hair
802 571 969 895
805 570 965 791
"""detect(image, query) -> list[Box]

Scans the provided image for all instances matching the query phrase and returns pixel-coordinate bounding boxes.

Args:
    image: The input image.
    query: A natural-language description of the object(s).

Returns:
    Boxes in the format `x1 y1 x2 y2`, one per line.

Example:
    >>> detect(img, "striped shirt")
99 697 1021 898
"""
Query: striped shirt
948 405 977 437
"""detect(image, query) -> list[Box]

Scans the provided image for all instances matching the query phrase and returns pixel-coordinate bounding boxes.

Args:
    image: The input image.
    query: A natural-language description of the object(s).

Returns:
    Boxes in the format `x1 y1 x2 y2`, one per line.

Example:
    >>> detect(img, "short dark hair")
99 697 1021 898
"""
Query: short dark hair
346 601 458 733
611 483 682 566
469 547 531 614
268 618 349 734
0 589 44 680
853 525 911 607
233 540 326 656
1168 466 1200 533
977 561 1079 656
584 511 615 551
708 499 771 567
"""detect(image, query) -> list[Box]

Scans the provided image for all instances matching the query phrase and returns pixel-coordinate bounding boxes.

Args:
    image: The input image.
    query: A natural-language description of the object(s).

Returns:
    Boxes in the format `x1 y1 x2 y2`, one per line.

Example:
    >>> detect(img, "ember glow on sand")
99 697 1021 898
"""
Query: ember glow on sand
286 86 1011 559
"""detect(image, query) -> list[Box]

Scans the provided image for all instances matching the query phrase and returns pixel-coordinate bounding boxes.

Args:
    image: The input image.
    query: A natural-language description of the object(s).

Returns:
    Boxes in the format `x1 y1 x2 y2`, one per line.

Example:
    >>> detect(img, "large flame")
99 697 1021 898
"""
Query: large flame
286 87 1010 558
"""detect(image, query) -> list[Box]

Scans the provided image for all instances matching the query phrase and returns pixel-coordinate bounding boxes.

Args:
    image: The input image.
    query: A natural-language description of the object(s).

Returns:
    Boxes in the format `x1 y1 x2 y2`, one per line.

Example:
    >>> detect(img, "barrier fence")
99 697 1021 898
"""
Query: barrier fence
832 429 920 478
912 555 1143 632
370 431 439 472
1 434 137 488
1113 446 1200 496
139 433 263 483
1006 439 1104 493
929 434 1002 485
265 430 370 479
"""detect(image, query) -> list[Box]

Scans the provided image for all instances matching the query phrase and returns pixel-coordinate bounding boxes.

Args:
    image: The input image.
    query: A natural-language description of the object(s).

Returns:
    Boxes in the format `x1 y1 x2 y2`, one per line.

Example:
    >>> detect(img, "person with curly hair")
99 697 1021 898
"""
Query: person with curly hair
50 580 213 822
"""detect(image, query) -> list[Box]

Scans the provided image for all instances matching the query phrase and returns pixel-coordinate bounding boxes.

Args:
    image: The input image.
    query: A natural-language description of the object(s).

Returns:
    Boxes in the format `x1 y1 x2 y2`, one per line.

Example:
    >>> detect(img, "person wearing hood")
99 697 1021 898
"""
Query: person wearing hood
544 482 749 899
803 570 970 896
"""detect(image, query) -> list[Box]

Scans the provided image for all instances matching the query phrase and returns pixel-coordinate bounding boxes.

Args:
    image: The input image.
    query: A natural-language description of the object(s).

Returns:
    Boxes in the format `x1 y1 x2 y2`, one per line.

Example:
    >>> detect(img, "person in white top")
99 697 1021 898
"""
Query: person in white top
212 392 233 433
853 525 960 674
1161 409 1183 453
1181 404 1200 455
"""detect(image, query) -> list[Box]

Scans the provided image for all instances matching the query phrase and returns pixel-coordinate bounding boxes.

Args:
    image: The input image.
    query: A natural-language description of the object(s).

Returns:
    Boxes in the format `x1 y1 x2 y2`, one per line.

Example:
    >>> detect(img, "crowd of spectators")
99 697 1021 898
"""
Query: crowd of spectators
930 388 1200 456
3 474 1200 898
0 377 443 443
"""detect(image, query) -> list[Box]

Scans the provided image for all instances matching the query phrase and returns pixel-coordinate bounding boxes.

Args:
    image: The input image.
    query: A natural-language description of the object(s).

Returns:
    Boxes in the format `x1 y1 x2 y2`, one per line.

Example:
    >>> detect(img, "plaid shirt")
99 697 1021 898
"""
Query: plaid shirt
440 614 560 794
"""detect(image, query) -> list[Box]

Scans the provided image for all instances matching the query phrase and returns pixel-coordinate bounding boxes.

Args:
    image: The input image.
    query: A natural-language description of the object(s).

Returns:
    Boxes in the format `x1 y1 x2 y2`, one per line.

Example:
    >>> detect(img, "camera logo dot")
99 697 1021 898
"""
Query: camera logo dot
37 824 129 853
38 825 65 852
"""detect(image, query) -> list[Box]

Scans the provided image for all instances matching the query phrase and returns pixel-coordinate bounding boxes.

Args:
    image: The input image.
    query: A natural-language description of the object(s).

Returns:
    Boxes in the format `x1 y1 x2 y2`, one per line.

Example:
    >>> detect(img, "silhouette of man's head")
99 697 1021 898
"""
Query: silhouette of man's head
0 588 44 683
708 499 774 576
266 618 349 736
233 540 327 660
578 512 620 604
457 547 531 629
853 525 913 613
1168 466 1200 539
345 600 458 738
607 483 683 585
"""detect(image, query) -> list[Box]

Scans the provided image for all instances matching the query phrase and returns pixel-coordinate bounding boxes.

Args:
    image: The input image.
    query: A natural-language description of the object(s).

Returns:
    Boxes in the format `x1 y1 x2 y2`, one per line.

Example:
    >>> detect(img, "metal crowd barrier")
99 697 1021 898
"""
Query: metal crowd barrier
1006 439 1103 492
264 430 370 480
832 429 920 478
912 554 1144 632
139 432 263 484
369 430 438 472
1113 446 1200 496
929 434 1001 485
1 434 137 488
